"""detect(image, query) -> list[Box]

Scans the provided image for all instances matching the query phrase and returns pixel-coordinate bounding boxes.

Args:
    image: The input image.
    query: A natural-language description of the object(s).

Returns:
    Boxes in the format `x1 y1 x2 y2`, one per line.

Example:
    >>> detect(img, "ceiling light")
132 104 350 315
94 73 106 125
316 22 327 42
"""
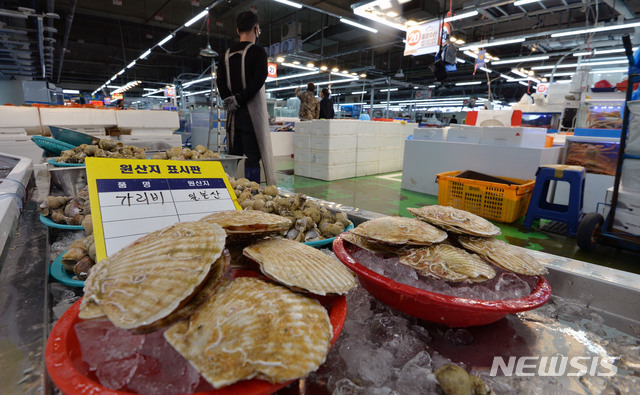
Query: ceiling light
293 61 300 65
62 89 80 94
589 68 628 73
353 2 408 31
555 80 572 84
274 0 303 9
492 55 549 65
511 69 529 77
320 65 328 71
386 11 398 17
341 18 378 33
351 72 357 76
342 70 349 74
455 81 482 86
551 21 640 38
583 59 628 67
541 78 547 82
117 68 125 75
542 72 575 77
307 62 315 68
139 49 151 60
459 38 525 51
332 67 340 72
463 50 478 59
276 56 285 63
352 91 367 94
518 81 529 87
360 73 367 77
157 34 173 47
528 70 535 76
127 60 136 69
479 67 493 73
513 0 541 6
143 88 157 91
380 88 398 92
184 10 208 27
531 64 577 70
443 11 478 23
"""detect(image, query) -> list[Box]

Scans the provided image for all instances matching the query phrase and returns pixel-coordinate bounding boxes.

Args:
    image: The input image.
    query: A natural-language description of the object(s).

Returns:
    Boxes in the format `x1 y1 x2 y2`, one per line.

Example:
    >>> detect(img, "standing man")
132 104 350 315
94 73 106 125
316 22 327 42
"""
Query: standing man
217 11 276 185
449 114 458 124
319 88 334 119
295 82 320 121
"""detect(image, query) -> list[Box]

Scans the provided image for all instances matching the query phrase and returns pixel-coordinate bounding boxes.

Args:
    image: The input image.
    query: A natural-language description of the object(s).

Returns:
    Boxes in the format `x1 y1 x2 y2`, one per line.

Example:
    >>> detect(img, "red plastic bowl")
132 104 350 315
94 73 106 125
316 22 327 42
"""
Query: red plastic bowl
333 236 551 327
45 287 346 394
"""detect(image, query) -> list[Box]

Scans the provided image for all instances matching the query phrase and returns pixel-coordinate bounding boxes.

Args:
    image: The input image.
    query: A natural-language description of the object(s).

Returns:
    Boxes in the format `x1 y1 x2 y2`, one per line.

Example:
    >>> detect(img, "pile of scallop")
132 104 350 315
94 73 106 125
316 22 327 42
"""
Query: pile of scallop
342 205 548 300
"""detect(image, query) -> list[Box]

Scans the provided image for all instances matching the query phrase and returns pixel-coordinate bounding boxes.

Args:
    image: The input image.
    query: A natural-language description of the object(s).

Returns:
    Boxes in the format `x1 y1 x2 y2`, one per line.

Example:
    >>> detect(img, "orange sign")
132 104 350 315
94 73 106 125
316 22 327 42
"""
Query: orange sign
112 93 123 100
267 63 277 78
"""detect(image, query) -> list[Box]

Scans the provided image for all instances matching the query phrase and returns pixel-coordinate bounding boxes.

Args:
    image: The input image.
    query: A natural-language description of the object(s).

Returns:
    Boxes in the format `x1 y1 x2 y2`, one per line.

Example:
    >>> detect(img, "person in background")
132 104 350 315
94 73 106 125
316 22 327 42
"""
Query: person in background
449 114 458 124
319 88 334 119
115 99 124 109
295 82 320 121
217 10 276 185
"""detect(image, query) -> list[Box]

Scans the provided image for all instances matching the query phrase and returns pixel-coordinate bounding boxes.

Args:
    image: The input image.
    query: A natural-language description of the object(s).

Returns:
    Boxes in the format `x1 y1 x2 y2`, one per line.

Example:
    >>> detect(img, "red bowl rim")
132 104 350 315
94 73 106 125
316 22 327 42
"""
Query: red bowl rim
45 283 347 395
333 235 551 314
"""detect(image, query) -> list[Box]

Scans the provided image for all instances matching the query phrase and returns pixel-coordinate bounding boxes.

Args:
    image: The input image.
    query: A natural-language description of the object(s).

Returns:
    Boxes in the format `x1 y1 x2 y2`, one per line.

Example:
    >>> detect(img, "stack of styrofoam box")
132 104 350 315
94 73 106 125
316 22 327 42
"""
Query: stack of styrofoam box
480 126 548 148
445 124 483 144
117 110 182 146
293 121 312 177
413 127 447 141
308 120 357 180
356 121 382 177
378 122 403 174
39 107 117 137
0 106 44 163
598 187 640 236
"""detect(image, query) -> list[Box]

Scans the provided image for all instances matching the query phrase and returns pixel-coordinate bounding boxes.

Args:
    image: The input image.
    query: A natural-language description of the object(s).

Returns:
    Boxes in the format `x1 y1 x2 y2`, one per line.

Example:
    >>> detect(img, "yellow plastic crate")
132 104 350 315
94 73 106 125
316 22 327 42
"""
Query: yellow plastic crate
436 171 536 223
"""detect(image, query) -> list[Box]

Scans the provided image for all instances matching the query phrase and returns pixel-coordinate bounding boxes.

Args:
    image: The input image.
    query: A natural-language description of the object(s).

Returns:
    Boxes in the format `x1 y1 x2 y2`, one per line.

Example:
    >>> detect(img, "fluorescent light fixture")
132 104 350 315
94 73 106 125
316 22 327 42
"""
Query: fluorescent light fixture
531 64 577 70
351 91 367 94
184 89 213 97
266 70 318 83
127 60 136 69
542 72 575 77
479 67 493 73
444 11 478 23
143 89 164 97
589 68 628 73
463 50 478 59
143 88 157 91
320 65 328 71
332 67 340 72
513 0 541 6
184 10 208 27
492 55 549 65
62 89 80 94
307 62 315 68
380 88 398 92
183 76 213 88
551 21 640 38
456 58 465 63
353 2 408 31
573 51 593 57
273 0 303 9
428 84 436 88
341 18 378 33
511 69 529 77
265 74 358 92
555 80 572 84
518 81 529 86
276 57 285 62
117 68 125 75
459 38 525 51
281 62 316 71
158 34 173 47
139 49 151 59
360 73 367 77
107 85 122 89
455 81 482 86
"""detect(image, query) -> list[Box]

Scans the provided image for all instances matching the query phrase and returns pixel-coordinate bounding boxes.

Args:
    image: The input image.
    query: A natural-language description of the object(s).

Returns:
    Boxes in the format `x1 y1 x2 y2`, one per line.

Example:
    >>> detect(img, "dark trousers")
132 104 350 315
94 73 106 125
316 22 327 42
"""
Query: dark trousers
229 126 261 168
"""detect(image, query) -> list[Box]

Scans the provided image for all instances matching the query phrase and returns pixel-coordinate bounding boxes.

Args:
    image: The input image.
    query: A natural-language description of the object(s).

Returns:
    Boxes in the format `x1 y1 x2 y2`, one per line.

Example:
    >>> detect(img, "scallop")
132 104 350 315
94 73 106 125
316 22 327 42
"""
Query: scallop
164 277 332 388
200 210 291 244
400 244 495 282
458 236 548 276
79 221 227 331
243 238 356 295
351 216 447 246
407 205 501 237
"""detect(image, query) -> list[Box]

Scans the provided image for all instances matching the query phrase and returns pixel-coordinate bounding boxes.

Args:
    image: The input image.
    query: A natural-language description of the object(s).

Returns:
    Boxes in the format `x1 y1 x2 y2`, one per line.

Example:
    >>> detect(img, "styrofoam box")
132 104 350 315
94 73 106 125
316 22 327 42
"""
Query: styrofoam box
445 125 482 144
356 148 379 163
379 159 399 174
379 148 400 162
310 134 357 151
116 110 179 130
621 159 640 193
606 186 640 215
382 134 402 149
294 161 310 177
380 122 402 135
293 133 310 149
356 161 379 177
357 134 384 149
414 128 447 141
311 149 356 166
309 163 355 181
293 148 311 163
0 106 41 128
480 126 548 148
295 121 312 134
356 121 383 135
307 120 334 135
599 205 640 236
40 108 117 127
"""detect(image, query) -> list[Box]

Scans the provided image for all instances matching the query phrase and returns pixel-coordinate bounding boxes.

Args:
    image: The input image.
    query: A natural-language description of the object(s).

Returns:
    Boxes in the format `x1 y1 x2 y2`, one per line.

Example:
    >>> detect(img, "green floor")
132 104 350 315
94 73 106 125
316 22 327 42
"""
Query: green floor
273 157 640 275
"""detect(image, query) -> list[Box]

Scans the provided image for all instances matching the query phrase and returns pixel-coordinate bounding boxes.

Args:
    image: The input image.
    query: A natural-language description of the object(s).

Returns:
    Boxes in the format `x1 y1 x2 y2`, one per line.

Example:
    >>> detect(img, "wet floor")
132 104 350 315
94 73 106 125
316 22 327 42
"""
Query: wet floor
273 157 640 275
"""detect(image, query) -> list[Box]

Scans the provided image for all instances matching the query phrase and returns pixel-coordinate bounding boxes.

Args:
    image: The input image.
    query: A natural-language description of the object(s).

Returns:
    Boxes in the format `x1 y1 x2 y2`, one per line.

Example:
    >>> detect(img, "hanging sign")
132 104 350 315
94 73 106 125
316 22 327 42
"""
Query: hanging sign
86 158 240 261
165 86 175 97
267 62 277 78
404 20 448 56
476 50 486 68
112 93 123 100
537 83 550 95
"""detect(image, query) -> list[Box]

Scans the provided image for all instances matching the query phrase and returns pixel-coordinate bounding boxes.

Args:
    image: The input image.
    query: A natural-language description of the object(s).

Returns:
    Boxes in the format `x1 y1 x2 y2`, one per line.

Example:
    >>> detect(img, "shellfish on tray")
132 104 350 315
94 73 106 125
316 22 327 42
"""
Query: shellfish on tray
351 216 447 246
164 277 332 388
399 244 496 282
458 236 548 276
79 221 228 332
407 205 501 237
200 210 291 244
243 238 357 295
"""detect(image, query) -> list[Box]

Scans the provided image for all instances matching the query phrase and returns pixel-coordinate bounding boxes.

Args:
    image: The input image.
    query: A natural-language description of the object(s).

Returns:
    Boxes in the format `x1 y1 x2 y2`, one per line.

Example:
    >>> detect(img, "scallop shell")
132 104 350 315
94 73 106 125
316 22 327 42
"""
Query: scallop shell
79 221 227 330
200 210 291 244
341 231 403 255
243 238 356 295
164 277 332 388
407 205 501 237
351 216 447 246
400 244 496 282
458 236 548 275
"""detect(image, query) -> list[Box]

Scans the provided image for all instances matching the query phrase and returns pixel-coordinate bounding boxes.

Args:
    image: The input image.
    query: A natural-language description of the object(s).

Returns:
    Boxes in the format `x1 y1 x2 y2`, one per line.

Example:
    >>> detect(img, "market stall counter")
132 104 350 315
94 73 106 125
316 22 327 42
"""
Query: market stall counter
1 180 639 394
